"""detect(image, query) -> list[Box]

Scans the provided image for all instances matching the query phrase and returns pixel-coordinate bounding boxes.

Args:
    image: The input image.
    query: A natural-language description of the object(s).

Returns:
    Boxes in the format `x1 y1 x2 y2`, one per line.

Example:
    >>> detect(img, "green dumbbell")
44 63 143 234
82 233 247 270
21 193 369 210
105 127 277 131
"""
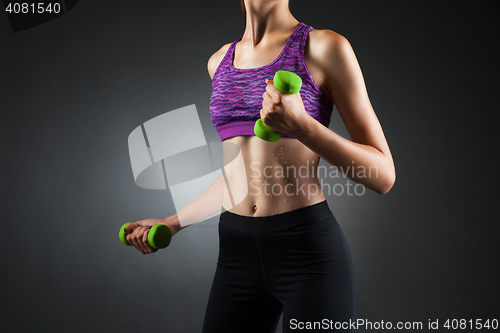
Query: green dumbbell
254 70 303 142
119 223 172 249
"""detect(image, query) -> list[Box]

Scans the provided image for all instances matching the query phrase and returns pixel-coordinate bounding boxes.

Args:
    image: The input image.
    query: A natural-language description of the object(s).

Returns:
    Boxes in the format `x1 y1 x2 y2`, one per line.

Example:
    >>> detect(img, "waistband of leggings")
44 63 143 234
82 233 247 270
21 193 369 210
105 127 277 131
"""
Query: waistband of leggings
219 200 334 233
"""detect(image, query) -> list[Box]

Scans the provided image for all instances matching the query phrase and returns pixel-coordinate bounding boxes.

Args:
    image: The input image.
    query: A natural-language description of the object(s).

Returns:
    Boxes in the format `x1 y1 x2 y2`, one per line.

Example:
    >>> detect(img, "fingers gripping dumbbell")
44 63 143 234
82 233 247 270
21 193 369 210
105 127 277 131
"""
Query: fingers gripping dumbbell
254 70 303 142
118 223 172 249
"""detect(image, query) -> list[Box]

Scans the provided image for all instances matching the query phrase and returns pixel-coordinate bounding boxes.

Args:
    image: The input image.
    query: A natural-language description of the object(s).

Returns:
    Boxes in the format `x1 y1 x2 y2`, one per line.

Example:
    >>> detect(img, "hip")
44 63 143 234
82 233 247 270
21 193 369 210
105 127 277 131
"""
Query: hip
217 200 353 271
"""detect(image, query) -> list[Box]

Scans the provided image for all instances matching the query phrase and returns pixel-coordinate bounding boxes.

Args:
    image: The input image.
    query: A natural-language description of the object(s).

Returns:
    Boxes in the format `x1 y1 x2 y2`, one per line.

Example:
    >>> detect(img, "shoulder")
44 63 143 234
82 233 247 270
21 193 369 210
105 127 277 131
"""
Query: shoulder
307 28 352 56
207 43 232 79
306 28 355 72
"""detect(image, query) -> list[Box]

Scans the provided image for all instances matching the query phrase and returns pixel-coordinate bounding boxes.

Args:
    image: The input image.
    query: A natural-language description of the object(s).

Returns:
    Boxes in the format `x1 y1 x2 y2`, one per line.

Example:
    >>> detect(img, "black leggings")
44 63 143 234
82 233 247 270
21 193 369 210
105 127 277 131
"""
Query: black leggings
202 200 355 333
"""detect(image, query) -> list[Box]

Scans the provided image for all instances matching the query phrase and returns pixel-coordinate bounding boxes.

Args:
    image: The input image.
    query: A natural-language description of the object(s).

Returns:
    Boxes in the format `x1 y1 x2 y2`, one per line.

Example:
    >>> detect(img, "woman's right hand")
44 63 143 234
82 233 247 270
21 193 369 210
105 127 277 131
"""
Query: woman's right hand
124 215 180 254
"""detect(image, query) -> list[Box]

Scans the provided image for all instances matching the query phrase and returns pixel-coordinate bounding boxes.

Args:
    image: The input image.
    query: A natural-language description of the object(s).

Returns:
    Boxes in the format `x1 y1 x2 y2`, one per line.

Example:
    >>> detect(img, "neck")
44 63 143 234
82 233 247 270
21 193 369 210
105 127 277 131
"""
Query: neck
242 0 299 46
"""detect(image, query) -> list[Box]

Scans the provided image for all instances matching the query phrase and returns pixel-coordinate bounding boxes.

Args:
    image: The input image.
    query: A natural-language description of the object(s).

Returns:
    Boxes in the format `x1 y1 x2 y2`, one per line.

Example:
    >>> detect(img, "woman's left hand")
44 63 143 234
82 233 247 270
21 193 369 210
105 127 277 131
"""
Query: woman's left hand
260 79 313 137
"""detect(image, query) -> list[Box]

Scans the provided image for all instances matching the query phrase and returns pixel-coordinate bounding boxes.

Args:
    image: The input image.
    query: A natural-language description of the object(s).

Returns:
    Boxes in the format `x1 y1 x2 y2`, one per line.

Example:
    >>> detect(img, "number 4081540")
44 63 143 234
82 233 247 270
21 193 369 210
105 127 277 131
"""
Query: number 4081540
5 2 61 14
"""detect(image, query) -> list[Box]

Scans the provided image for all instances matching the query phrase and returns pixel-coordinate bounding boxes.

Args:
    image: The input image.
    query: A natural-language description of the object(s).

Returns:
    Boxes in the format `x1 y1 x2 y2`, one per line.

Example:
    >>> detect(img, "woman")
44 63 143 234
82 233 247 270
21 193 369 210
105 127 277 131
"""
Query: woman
126 0 395 332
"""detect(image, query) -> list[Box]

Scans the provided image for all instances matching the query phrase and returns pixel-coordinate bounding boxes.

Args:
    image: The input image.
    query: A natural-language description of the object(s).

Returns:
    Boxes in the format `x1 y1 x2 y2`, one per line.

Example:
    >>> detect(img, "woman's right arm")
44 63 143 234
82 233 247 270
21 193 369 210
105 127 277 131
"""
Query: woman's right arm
126 173 226 254
125 44 233 254
165 173 226 232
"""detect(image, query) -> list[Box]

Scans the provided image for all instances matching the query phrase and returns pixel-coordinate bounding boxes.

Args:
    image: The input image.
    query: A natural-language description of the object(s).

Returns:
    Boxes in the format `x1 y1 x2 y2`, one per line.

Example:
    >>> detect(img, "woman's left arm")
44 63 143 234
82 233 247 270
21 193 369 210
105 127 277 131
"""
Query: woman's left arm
262 30 395 194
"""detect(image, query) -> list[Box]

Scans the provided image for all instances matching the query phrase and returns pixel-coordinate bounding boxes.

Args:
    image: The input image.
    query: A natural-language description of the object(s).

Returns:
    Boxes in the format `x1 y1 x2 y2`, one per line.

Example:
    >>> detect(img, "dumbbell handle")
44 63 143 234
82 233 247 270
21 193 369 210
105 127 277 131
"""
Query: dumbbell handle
119 223 172 249
254 70 303 142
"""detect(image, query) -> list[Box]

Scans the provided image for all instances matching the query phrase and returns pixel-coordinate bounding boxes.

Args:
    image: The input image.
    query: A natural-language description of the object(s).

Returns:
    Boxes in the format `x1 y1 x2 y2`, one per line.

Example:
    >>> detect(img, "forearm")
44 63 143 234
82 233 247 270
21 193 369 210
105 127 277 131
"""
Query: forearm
164 174 225 233
294 117 395 194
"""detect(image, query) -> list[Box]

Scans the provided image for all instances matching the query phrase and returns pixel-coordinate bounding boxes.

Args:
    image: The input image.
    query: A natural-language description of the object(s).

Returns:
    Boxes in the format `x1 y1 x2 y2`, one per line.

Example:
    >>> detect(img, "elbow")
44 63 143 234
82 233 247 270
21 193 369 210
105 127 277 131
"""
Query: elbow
375 170 396 195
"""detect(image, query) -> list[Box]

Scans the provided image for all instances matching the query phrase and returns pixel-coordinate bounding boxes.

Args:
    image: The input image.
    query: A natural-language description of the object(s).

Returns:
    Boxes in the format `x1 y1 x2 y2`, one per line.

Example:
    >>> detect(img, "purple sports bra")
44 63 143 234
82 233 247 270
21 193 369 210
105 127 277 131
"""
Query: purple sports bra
210 22 333 141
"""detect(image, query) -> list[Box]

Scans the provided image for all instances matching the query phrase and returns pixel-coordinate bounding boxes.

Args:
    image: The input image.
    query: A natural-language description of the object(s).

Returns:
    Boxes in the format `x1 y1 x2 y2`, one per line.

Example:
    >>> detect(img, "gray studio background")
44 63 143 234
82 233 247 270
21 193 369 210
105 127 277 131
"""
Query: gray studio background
1 1 498 332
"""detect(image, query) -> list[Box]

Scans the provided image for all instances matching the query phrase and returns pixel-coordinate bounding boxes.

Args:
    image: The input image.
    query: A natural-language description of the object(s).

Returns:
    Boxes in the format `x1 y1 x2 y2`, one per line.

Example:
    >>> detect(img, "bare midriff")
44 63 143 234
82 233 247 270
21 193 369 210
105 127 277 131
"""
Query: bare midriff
222 135 325 217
